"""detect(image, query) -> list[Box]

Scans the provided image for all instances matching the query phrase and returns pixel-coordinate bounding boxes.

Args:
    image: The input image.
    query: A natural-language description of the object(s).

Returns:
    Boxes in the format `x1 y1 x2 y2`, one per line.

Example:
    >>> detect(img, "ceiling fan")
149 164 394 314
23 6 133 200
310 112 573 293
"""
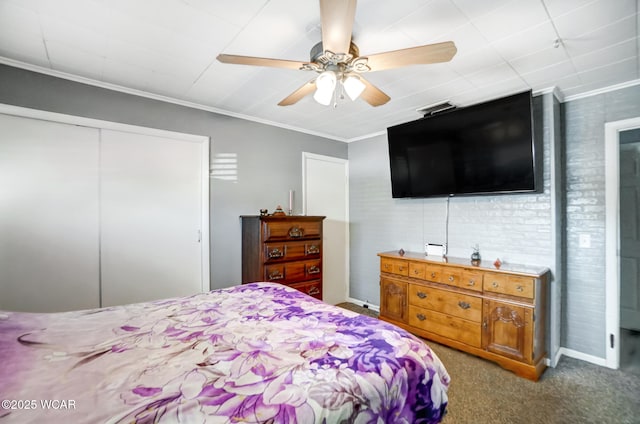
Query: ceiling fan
216 0 457 107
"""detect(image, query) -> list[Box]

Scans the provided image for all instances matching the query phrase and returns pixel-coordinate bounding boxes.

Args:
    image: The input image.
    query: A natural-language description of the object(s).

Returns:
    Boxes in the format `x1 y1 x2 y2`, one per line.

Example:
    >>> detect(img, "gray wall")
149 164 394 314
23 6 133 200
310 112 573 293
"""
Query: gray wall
0 64 347 289
563 85 640 358
348 95 555 307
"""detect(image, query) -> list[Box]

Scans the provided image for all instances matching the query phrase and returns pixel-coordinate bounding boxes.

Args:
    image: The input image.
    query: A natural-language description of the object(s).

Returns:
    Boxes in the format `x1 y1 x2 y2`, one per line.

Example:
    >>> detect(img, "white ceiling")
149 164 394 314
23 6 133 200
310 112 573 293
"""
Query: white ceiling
0 0 638 141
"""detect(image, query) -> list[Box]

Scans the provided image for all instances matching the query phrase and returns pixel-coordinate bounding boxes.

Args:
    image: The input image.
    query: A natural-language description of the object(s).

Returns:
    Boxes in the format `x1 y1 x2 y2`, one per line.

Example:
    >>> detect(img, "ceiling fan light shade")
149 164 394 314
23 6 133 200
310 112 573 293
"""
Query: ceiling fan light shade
343 75 365 101
313 70 337 105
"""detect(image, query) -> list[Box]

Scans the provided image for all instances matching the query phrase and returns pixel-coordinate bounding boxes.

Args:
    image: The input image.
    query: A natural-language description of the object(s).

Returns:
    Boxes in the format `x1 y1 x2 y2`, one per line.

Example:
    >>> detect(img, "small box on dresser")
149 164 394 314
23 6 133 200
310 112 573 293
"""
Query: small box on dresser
241 215 325 300
378 250 550 381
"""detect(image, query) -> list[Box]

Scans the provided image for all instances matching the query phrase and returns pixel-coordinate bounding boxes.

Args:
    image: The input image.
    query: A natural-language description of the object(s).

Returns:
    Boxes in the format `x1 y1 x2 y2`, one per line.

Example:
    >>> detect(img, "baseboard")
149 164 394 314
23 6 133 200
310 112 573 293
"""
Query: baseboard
556 347 608 367
346 296 380 312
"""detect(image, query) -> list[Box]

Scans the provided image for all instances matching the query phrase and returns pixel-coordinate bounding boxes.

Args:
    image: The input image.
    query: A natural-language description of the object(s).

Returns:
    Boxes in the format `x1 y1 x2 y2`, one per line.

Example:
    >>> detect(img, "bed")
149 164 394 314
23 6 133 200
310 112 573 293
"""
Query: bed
0 282 449 423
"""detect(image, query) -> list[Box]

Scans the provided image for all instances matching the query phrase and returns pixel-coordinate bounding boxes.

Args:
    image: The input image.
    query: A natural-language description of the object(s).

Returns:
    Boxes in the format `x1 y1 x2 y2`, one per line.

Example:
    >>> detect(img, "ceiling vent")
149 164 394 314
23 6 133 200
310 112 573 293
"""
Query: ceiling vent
416 101 456 117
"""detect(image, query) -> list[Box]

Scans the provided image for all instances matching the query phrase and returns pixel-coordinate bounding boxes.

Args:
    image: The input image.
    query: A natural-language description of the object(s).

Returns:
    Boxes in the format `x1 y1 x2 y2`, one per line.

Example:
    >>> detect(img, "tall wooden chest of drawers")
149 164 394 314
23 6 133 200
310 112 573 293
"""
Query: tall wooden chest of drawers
378 250 550 381
241 216 325 300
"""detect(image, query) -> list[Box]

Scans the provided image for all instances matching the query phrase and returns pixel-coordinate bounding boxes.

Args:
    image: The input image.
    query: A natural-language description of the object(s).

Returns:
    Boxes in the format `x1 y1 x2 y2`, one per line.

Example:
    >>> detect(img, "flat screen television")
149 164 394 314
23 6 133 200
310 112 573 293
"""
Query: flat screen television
387 91 539 198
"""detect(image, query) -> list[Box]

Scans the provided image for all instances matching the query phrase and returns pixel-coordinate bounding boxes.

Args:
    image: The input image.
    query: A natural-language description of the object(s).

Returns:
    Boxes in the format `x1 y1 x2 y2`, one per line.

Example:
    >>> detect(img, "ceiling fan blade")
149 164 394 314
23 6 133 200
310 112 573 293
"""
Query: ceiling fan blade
320 0 357 54
278 80 317 106
362 41 457 72
358 76 390 107
217 54 308 70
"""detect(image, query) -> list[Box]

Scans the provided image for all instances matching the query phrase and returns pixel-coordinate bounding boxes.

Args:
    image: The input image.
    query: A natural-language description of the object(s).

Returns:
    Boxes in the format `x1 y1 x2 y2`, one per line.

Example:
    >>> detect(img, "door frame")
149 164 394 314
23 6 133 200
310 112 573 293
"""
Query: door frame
605 116 640 369
302 152 350 302
0 103 211 294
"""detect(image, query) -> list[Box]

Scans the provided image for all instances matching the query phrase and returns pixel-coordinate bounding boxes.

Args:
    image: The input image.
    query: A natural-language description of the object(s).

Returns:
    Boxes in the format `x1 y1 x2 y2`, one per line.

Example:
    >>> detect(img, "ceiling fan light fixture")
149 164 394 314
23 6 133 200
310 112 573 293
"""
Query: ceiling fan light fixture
313 70 337 105
343 75 365 101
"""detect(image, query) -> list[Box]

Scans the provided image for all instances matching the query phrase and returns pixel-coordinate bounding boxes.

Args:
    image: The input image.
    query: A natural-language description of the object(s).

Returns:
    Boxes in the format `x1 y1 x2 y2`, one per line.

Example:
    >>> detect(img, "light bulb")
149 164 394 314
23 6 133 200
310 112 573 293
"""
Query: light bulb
313 71 337 106
343 75 366 101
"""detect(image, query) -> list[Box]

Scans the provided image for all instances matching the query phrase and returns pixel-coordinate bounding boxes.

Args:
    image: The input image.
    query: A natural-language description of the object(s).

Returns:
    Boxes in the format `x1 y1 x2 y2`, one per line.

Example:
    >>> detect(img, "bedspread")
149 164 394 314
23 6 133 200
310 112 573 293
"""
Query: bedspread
0 282 449 423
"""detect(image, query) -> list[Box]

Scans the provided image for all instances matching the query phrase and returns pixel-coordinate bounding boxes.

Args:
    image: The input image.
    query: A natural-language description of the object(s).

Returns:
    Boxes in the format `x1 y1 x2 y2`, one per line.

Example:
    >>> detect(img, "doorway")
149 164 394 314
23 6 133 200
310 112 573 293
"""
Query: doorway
605 117 640 369
302 152 349 306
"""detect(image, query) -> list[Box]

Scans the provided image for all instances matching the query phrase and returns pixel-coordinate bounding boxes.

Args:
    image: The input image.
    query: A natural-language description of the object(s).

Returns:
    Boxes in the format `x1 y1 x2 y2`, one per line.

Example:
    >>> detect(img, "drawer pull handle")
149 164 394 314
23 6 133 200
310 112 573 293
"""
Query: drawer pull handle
268 248 284 259
384 264 391 270
448 276 454 282
430 272 436 278
308 265 321 275
417 313 426 321
398 266 405 271
416 292 427 299
468 280 475 286
492 282 499 288
516 285 524 292
413 269 420 274
458 301 471 310
288 227 304 238
306 245 320 255
307 286 320 296
268 271 284 280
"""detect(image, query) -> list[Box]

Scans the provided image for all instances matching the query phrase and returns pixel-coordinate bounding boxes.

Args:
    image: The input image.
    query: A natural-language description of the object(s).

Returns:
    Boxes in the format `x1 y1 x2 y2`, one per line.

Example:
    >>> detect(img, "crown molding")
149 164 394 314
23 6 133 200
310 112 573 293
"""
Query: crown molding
0 57 348 143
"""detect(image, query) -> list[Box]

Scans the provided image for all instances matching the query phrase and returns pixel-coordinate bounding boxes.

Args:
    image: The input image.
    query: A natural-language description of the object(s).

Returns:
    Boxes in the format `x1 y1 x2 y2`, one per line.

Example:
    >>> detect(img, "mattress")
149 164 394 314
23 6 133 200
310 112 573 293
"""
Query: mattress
0 282 449 423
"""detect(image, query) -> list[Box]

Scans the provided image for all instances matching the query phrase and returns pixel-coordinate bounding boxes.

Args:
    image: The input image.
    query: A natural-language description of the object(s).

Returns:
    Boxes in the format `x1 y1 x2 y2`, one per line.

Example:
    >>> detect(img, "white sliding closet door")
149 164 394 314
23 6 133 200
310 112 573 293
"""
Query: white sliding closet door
100 129 204 306
0 114 100 312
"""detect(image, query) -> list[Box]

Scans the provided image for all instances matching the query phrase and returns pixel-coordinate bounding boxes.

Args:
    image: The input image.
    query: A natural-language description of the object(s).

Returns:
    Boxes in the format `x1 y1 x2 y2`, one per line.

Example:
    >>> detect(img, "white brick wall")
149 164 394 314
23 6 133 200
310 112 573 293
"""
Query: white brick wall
348 95 554 304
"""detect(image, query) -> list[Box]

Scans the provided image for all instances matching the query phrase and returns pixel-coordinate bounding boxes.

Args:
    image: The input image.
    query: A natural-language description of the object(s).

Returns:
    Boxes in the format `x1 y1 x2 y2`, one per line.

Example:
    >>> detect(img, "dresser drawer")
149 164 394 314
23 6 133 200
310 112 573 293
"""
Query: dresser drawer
408 306 481 348
408 284 482 323
264 260 321 284
409 261 426 279
424 264 442 283
264 241 321 263
262 220 322 241
484 273 534 299
289 280 322 300
380 258 409 276
441 268 461 287
459 270 483 292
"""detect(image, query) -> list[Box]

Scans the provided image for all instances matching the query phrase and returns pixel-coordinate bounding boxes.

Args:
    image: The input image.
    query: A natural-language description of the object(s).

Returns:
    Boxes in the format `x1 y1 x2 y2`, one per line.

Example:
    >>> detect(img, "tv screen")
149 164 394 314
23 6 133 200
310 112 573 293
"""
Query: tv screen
387 91 538 198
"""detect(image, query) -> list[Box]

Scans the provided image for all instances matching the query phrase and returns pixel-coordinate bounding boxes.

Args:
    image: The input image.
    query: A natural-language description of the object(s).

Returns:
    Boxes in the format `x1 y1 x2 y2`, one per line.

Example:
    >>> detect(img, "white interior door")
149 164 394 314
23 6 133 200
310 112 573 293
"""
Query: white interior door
100 129 205 306
303 153 349 305
620 140 640 331
0 114 100 312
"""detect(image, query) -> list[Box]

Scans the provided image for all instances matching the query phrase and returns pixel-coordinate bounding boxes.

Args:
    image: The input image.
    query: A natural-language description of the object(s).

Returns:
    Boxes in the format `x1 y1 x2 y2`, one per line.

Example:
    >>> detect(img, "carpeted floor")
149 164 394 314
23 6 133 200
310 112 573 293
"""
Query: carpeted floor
336 302 640 424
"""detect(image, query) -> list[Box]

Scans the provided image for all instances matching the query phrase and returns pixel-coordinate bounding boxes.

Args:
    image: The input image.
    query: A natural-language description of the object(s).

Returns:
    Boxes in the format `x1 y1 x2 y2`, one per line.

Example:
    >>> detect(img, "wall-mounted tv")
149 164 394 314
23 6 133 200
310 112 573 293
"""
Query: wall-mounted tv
387 91 539 198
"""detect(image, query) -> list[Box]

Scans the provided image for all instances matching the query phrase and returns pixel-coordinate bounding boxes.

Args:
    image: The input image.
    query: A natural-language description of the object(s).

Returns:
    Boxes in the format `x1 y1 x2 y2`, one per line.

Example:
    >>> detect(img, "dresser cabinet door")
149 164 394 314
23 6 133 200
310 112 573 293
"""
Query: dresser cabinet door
483 300 533 363
380 277 407 323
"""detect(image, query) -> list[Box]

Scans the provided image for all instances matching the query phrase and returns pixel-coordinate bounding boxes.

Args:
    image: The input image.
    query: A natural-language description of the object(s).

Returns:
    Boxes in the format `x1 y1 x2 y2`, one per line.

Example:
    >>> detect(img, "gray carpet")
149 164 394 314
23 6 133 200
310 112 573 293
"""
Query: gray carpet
336 303 640 424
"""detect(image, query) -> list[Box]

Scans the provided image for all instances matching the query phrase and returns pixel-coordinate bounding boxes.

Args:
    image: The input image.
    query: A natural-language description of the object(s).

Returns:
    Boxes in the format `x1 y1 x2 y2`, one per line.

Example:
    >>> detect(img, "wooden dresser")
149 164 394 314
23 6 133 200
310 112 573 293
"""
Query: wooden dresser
378 250 550 381
241 216 325 300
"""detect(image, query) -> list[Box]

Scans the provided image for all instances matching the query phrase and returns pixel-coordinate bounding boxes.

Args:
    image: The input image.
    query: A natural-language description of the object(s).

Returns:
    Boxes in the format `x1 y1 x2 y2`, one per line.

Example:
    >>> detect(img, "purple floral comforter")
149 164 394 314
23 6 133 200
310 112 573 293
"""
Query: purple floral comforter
0 282 449 423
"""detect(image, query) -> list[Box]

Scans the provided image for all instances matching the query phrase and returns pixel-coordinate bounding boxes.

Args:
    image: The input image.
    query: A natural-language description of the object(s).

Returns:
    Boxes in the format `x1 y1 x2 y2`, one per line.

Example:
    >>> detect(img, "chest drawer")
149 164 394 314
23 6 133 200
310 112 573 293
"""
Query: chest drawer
380 258 409 276
262 220 322 241
408 284 482 323
484 273 534 299
264 241 321 263
264 260 321 284
289 280 322 300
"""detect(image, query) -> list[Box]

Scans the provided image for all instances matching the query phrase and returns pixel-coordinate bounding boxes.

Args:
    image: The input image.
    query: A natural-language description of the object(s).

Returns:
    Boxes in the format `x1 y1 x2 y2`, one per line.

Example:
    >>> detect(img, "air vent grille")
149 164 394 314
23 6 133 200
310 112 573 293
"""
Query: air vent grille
416 101 456 117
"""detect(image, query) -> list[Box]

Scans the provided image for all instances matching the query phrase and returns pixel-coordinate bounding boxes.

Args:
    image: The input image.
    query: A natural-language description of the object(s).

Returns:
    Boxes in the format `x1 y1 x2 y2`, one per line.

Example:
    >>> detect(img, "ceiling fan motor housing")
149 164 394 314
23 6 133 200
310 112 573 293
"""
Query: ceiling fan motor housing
310 41 360 66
